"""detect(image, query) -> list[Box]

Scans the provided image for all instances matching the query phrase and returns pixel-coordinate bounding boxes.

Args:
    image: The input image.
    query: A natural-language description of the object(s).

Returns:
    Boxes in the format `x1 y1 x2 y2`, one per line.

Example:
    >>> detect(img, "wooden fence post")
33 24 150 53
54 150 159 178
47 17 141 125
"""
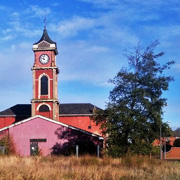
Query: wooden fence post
76 145 79 158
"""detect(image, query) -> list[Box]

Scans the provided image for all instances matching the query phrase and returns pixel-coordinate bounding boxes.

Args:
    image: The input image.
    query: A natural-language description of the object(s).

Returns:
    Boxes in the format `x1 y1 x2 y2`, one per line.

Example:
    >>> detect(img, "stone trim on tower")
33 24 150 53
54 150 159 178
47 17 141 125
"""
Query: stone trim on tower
38 73 51 99
37 103 52 111
31 27 59 121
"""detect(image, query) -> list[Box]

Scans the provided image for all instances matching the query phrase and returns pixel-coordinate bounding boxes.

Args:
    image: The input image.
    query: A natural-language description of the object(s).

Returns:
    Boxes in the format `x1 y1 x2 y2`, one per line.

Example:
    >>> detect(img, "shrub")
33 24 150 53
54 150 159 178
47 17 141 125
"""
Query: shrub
0 135 16 155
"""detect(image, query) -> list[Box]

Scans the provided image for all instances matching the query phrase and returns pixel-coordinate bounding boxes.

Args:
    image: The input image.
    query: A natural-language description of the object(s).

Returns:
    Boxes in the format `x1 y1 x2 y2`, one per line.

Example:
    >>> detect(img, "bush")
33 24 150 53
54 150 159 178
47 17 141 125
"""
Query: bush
0 135 16 155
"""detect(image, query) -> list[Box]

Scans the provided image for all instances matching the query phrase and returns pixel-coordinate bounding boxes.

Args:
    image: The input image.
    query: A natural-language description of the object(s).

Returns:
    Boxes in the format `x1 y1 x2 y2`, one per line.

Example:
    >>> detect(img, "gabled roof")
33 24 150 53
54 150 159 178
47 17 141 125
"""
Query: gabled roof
0 103 100 117
0 115 103 140
0 104 31 117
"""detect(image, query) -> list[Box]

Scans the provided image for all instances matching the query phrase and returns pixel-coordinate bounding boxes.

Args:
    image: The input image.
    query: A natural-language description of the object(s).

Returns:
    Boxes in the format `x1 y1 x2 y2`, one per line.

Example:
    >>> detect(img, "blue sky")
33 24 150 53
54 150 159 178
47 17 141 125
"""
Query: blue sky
0 0 180 129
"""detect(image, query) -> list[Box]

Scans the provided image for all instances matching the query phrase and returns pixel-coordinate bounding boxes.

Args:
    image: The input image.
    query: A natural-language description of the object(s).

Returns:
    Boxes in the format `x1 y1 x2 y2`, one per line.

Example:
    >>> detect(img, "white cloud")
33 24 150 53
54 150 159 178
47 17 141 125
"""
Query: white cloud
51 12 139 47
0 5 9 11
0 35 15 41
8 18 41 37
11 12 19 18
10 45 16 51
172 64 180 73
85 45 110 53
81 0 118 3
93 26 139 46
51 3 59 7
19 42 32 49
28 5 51 17
79 0 163 23
79 0 119 8
57 40 125 86
2 5 51 40
2 28 12 34
150 25 180 40
53 16 96 38
99 81 114 87
80 0 178 8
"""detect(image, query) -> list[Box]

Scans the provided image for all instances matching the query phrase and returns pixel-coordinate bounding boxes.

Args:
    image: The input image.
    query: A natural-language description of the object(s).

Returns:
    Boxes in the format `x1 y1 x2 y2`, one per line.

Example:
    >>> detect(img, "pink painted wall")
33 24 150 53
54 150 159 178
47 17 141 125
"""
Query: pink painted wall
1 117 102 156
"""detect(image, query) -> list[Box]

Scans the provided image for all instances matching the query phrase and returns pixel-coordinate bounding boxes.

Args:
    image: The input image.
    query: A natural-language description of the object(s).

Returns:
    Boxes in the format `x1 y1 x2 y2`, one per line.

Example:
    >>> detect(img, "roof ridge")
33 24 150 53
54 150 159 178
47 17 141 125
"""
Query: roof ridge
60 103 92 105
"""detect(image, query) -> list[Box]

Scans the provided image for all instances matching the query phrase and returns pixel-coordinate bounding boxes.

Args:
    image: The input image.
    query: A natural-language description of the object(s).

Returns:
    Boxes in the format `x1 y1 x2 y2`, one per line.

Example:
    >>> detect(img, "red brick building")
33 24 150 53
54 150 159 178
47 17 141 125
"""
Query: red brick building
0 103 102 136
0 27 103 155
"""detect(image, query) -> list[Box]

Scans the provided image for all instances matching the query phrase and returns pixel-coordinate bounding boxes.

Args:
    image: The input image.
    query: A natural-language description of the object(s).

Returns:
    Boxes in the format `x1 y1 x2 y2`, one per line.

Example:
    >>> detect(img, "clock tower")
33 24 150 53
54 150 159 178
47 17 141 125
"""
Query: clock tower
31 27 59 121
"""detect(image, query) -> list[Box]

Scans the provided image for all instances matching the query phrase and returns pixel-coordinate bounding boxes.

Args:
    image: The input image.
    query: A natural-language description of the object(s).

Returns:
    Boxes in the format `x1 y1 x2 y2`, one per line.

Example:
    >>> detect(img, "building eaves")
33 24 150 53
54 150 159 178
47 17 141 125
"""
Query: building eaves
0 115 104 140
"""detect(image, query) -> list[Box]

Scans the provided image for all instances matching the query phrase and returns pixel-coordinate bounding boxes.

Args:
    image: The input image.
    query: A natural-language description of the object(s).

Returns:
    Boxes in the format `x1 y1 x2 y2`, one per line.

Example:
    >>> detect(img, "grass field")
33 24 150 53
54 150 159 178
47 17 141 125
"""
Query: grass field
0 155 179 180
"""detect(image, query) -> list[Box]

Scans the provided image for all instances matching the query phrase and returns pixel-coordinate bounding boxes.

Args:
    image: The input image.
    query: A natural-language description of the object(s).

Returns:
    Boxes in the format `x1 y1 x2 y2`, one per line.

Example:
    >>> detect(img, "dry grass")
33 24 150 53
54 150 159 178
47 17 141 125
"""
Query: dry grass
0 155 179 180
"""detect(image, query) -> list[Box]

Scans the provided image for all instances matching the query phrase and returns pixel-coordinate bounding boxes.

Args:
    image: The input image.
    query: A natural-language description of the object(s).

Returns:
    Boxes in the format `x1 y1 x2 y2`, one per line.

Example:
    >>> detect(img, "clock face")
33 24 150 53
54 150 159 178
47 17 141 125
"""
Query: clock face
39 54 50 64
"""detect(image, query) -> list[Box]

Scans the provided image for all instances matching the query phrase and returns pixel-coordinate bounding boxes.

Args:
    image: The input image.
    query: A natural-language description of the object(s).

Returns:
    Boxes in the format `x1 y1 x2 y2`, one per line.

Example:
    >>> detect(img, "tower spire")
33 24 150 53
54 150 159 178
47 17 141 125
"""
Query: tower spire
33 22 58 55
44 17 47 30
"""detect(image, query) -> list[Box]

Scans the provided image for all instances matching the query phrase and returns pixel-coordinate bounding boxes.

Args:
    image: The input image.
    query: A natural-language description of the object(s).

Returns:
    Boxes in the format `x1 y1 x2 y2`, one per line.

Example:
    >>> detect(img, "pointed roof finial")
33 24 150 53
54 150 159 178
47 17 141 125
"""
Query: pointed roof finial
33 21 58 55
44 17 47 30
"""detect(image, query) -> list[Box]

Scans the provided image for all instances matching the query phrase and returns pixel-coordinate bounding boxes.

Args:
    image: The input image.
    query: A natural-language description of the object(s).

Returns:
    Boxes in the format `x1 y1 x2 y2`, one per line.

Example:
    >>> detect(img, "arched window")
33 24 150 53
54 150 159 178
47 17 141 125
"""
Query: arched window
41 76 48 95
39 105 50 112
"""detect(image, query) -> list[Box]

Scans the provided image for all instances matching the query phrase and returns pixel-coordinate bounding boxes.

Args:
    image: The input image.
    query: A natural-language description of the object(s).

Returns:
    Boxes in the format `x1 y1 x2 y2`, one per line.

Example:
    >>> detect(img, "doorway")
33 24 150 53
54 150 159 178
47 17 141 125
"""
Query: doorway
30 139 47 156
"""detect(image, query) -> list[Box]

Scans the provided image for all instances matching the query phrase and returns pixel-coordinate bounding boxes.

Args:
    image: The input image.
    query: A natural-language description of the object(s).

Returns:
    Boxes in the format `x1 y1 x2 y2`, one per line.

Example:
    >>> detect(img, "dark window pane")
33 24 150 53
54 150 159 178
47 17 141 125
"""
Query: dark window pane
30 139 47 142
39 105 50 112
41 76 48 95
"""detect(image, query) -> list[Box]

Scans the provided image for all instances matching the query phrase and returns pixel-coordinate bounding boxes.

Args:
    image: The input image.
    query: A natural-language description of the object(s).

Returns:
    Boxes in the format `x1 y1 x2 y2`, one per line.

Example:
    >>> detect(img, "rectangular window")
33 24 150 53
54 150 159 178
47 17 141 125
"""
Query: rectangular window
30 139 47 142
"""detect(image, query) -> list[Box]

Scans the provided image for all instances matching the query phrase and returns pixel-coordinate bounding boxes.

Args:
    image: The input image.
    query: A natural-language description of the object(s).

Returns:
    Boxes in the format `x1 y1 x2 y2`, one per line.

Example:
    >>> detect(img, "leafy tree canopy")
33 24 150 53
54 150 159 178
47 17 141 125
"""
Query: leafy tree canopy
173 128 180 137
95 40 174 157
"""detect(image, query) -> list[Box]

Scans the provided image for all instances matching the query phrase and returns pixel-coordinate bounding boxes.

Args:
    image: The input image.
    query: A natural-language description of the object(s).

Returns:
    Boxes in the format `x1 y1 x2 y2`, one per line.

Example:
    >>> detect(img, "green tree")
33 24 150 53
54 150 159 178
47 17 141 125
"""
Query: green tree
173 128 180 137
95 41 174 157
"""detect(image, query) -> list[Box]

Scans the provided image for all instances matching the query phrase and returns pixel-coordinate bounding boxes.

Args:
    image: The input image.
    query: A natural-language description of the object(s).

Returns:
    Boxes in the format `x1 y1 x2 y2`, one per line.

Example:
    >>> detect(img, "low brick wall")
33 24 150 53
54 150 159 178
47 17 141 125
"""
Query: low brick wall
166 147 180 159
